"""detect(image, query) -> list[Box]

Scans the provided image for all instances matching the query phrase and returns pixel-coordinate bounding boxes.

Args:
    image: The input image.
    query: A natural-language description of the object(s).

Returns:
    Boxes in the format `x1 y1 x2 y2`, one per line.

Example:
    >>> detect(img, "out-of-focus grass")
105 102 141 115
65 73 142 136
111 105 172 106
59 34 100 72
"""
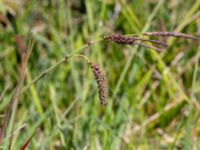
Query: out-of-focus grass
0 0 200 149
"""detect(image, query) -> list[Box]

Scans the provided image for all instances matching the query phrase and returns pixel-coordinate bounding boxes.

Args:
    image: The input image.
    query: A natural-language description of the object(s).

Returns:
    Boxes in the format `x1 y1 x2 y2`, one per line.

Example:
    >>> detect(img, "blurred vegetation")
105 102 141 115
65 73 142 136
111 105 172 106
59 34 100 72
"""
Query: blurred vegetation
0 0 200 149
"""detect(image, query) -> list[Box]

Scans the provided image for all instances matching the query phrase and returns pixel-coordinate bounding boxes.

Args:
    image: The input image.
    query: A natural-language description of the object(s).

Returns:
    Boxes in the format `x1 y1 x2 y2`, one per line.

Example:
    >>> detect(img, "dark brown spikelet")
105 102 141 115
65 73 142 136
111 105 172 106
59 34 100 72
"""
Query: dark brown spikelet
143 32 199 40
90 63 107 106
104 34 135 45
104 34 168 50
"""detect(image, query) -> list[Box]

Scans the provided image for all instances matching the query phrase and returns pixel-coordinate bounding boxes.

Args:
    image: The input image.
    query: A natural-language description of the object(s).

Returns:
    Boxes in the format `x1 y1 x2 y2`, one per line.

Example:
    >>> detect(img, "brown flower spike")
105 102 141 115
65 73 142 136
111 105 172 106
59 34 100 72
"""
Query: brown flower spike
104 34 136 45
89 62 107 106
104 34 168 51
104 34 167 46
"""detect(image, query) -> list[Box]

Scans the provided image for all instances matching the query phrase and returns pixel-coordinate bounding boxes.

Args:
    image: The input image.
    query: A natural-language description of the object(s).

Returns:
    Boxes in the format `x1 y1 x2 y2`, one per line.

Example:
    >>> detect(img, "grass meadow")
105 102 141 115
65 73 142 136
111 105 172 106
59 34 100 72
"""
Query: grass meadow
0 0 200 149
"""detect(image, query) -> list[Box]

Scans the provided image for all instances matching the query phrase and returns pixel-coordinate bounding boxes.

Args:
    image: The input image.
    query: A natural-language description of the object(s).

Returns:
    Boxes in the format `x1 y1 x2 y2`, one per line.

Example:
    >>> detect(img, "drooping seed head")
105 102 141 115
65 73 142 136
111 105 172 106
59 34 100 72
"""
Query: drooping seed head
90 63 107 106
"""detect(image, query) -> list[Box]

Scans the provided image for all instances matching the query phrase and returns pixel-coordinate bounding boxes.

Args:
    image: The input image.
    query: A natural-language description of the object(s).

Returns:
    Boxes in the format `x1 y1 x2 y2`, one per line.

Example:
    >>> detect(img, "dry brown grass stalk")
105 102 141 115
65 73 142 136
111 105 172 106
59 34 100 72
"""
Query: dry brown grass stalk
143 31 199 40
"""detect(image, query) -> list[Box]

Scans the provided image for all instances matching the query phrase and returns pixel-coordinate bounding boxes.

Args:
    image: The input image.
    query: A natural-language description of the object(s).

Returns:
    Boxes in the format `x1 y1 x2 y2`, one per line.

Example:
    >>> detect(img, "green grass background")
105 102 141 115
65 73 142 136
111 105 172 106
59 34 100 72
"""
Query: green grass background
0 0 200 149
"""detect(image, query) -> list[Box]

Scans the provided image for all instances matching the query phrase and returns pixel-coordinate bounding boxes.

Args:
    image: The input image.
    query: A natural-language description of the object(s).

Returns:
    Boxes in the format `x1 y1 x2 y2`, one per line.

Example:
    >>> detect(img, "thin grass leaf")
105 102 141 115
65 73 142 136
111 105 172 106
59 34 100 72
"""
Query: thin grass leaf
20 133 35 150
133 37 168 48
134 42 162 52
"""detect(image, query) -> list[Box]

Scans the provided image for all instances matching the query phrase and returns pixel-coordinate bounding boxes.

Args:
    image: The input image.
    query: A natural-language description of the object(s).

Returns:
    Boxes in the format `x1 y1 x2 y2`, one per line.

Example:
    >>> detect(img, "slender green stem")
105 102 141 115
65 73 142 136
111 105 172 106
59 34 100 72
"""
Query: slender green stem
72 54 91 63
0 85 10 101
22 58 65 93
22 38 102 93
66 38 103 58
